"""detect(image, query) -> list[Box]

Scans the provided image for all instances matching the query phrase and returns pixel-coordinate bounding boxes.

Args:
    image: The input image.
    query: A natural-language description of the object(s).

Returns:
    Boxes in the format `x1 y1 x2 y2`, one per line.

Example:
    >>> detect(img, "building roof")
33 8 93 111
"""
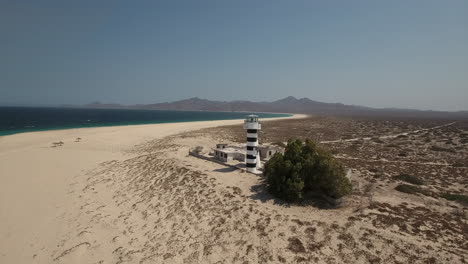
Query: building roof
214 146 246 155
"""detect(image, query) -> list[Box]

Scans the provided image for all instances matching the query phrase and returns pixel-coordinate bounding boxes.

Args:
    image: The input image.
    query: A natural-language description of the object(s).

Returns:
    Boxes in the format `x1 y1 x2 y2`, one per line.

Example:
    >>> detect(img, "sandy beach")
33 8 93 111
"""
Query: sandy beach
0 114 305 264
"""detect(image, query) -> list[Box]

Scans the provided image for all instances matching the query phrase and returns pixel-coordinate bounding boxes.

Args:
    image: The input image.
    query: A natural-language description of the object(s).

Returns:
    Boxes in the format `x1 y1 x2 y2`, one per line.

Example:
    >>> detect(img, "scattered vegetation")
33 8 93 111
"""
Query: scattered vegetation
430 145 456 153
441 193 468 206
452 162 466 168
394 173 425 185
193 146 203 154
395 184 430 196
264 139 352 203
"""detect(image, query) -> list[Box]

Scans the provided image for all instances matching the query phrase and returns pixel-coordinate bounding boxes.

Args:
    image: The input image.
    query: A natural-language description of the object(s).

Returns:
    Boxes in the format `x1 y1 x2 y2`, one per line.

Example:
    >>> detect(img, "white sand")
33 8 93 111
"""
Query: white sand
0 114 304 263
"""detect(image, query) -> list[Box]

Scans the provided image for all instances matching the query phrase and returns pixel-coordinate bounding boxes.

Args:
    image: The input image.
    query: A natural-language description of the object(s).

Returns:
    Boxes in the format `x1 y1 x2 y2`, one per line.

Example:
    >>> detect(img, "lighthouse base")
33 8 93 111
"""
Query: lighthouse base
246 167 260 174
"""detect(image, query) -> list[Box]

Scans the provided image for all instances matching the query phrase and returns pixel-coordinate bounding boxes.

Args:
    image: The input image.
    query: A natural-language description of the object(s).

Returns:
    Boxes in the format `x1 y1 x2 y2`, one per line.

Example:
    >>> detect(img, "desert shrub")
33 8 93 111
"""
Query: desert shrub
441 193 468 206
330 149 339 155
452 162 466 168
394 173 424 185
395 184 419 194
430 145 456 153
264 139 352 202
193 146 203 154
452 208 466 218
395 184 430 196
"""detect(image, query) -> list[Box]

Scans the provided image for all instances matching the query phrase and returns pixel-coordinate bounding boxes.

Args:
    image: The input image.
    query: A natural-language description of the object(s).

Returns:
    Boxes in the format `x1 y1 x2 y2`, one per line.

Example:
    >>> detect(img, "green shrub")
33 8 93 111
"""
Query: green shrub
264 139 352 202
395 184 430 196
441 193 468 206
394 173 424 185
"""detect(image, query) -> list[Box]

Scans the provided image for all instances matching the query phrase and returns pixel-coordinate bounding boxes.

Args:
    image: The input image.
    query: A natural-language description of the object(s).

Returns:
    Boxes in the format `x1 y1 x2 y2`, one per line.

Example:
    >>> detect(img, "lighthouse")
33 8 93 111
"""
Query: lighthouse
243 114 261 173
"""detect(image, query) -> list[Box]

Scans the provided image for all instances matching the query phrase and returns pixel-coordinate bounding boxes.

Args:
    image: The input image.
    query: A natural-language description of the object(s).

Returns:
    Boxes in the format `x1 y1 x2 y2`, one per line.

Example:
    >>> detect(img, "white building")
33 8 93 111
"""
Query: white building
213 146 246 162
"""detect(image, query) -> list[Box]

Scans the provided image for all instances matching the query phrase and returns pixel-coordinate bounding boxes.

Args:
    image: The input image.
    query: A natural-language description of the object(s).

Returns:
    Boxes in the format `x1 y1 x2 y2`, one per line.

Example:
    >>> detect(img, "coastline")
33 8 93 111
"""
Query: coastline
0 113 306 263
0 108 292 137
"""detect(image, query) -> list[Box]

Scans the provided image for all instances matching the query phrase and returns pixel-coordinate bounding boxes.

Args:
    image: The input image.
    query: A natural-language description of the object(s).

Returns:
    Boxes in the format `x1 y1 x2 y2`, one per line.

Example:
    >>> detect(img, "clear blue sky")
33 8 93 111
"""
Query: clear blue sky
1 0 467 111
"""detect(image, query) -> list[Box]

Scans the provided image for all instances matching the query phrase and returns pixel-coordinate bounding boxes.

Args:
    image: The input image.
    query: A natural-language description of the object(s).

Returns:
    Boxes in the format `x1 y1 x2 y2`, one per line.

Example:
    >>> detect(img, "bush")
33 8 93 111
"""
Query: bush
452 162 466 168
441 193 468 206
193 146 204 154
264 139 352 202
395 184 430 196
430 145 456 153
394 173 424 185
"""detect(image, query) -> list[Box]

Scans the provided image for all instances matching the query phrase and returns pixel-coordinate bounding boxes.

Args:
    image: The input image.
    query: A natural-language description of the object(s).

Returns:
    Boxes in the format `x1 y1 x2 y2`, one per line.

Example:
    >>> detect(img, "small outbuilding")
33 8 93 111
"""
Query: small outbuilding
258 145 283 160
213 146 246 162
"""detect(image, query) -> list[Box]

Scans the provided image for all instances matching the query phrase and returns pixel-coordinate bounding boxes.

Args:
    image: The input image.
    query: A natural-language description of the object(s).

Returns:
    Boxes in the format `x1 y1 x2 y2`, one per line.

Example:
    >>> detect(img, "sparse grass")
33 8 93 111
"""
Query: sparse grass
441 193 468 206
394 173 425 185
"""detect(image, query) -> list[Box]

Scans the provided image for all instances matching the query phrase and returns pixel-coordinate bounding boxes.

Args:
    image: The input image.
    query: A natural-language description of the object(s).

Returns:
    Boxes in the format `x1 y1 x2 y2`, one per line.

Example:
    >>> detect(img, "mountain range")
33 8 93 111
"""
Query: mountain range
80 97 468 119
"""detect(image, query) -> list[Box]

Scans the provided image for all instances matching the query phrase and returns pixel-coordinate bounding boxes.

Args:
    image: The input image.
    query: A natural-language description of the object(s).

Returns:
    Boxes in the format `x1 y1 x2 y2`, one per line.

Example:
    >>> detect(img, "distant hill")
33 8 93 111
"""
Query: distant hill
79 96 468 119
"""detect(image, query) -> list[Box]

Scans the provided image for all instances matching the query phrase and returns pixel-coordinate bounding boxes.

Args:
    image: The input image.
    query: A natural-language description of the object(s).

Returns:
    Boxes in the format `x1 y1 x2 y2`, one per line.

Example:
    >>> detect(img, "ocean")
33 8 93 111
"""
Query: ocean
0 107 290 136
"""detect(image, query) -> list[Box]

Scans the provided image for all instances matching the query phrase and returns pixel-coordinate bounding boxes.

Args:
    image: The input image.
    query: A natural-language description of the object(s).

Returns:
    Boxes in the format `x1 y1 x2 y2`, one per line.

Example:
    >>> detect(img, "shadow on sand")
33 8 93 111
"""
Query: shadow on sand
249 179 340 209
213 167 238 173
249 180 291 207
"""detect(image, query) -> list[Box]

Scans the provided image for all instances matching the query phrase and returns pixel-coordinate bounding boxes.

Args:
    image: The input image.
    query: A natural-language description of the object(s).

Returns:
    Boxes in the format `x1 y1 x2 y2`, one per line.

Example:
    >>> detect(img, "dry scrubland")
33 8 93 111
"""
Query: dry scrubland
58 116 466 263
1 115 467 263
192 116 468 263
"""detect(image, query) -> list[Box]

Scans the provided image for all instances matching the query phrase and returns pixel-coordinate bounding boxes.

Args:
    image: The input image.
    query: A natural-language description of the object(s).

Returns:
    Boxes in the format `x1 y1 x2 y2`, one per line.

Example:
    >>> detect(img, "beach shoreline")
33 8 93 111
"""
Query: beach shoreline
0 108 293 137
0 113 305 263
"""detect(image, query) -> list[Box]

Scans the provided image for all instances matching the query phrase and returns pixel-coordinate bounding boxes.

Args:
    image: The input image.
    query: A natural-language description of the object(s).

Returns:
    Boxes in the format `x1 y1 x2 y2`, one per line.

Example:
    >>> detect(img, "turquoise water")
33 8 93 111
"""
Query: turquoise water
0 107 290 136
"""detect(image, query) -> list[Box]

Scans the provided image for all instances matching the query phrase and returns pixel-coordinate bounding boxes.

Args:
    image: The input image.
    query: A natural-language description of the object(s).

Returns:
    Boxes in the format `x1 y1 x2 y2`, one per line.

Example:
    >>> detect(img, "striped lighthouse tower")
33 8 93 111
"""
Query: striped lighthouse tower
243 114 261 173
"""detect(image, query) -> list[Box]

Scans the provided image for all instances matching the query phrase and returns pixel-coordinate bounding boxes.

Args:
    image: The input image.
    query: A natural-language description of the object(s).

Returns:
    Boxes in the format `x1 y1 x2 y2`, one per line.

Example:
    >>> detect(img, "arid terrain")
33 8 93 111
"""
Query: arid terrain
50 116 467 263
194 116 468 263
2 115 466 263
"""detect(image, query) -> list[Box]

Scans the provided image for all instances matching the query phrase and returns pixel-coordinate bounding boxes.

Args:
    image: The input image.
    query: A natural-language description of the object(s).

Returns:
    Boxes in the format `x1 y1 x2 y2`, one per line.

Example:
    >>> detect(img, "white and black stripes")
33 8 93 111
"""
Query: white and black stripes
243 115 261 173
